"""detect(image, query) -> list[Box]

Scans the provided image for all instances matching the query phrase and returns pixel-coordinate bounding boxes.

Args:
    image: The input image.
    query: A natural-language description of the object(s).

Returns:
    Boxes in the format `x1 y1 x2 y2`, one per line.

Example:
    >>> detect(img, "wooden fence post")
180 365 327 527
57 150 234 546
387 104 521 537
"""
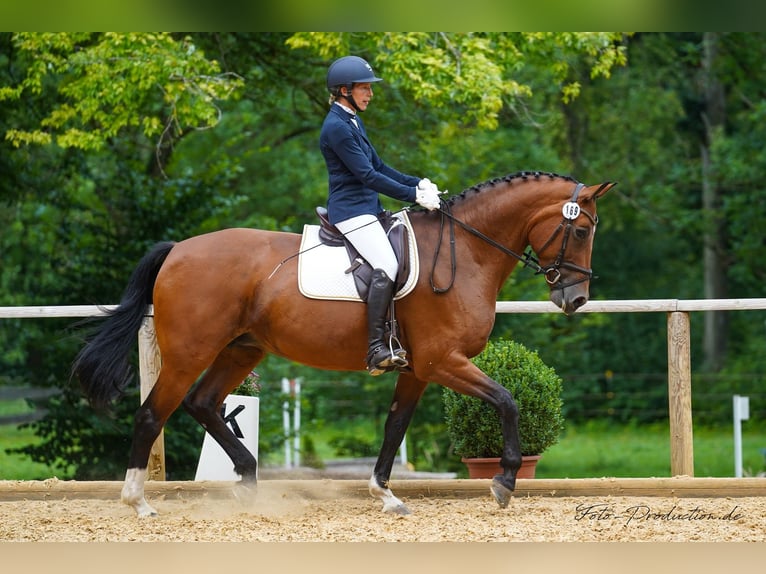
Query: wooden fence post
138 316 166 480
667 311 694 476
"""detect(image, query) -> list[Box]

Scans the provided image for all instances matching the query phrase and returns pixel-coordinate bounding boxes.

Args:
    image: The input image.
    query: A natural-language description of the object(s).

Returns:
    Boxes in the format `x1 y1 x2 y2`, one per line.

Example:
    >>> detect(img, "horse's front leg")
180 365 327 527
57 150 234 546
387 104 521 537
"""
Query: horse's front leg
488 385 522 508
432 357 522 509
369 373 427 515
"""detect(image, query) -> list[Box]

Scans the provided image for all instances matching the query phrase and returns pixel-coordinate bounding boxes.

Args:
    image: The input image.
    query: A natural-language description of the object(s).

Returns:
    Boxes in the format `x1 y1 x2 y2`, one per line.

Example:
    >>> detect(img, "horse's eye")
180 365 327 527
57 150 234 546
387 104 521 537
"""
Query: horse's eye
574 227 589 240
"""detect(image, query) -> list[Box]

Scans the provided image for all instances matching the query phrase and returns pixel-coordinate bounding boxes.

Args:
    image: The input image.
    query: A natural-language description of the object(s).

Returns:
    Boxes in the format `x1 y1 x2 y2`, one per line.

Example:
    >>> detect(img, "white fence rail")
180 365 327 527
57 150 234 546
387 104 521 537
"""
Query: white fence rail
3 298 766 480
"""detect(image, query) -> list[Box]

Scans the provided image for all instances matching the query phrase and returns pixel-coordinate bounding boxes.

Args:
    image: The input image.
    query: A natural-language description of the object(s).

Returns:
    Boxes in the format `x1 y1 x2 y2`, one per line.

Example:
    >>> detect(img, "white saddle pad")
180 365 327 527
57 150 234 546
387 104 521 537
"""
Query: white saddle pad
298 210 419 302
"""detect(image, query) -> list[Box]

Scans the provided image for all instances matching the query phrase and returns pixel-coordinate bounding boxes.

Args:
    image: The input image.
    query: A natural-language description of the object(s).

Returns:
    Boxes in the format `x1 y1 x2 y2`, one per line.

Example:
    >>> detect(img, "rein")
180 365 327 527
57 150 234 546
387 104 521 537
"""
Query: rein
430 182 597 293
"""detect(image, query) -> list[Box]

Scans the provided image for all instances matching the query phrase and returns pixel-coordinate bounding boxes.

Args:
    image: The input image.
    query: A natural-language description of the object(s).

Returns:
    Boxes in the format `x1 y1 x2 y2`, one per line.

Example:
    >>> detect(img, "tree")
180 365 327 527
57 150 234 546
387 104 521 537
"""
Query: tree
0 32 637 476
286 32 627 130
700 32 728 371
0 33 243 165
537 32 766 421
0 33 249 478
13 32 765 474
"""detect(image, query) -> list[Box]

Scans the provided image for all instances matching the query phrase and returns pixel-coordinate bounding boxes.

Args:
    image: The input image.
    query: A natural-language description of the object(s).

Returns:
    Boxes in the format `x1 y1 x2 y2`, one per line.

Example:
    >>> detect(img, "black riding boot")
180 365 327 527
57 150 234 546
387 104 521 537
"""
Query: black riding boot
366 268 408 376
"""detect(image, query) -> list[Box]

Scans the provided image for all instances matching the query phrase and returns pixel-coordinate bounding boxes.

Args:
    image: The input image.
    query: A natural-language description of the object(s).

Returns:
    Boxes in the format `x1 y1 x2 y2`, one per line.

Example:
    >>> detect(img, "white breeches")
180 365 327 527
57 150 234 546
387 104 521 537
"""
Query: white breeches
335 214 398 280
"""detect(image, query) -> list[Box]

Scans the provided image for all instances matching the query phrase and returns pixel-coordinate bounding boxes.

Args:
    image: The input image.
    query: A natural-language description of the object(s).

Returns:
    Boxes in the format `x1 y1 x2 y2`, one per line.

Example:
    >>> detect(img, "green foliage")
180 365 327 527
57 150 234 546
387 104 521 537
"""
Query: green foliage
230 370 261 397
328 435 377 458
9 367 294 480
1 33 244 151
287 32 627 130
443 338 564 457
692 311 766 425
0 423 61 480
300 434 325 469
2 32 766 477
537 419 766 478
8 387 204 480
404 383 456 473
231 356 354 467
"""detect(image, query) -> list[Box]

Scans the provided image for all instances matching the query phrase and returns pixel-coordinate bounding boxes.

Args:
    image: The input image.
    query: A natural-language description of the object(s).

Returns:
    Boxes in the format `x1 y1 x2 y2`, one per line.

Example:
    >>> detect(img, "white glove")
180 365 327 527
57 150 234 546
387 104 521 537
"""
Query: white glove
419 178 442 194
416 178 442 210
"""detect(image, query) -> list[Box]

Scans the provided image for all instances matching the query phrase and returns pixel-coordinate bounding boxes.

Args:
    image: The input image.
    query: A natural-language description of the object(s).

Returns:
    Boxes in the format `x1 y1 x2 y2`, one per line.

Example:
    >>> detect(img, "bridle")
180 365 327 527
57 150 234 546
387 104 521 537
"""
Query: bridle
531 182 599 288
429 182 600 293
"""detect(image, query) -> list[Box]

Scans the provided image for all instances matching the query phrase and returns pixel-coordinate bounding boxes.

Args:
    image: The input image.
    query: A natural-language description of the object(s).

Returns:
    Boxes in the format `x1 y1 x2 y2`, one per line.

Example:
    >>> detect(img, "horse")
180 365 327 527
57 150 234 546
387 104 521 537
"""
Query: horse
72 170 615 517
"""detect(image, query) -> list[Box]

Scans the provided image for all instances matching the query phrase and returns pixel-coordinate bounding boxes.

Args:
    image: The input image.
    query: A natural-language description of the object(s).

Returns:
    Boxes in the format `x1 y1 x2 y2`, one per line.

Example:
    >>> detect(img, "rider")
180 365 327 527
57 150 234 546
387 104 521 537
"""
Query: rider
319 55 443 376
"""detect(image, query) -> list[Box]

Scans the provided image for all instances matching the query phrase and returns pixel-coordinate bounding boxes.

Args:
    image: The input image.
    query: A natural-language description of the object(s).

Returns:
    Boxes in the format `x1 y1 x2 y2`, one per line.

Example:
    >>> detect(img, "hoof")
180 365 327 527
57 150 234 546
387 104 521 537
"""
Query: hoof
127 498 159 518
490 475 515 508
369 475 411 515
382 501 411 515
232 481 257 503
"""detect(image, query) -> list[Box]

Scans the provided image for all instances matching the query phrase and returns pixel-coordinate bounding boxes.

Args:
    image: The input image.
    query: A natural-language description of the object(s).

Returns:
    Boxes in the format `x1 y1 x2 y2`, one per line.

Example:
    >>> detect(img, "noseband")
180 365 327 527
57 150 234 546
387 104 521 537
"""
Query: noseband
430 182 598 293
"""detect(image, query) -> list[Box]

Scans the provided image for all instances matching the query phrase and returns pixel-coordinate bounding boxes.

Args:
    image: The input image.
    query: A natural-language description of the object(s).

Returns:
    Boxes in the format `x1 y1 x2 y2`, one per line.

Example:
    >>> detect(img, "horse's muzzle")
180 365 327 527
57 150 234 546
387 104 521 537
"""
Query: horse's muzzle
549 289 588 316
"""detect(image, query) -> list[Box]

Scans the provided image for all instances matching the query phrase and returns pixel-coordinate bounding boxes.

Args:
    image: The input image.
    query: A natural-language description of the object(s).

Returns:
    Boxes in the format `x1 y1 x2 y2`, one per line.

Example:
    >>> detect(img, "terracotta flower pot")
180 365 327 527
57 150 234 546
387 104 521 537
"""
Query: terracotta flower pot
461 455 541 479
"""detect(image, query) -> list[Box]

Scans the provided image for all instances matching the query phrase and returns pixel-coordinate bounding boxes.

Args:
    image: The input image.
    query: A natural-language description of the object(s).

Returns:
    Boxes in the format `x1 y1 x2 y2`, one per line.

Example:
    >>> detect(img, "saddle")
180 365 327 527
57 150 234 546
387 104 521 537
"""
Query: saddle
315 206 411 302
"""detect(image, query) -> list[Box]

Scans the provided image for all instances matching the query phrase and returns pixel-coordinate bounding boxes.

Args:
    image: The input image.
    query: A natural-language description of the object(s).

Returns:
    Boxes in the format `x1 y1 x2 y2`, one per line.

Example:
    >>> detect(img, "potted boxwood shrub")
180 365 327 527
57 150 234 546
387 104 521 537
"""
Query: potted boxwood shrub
442 338 564 478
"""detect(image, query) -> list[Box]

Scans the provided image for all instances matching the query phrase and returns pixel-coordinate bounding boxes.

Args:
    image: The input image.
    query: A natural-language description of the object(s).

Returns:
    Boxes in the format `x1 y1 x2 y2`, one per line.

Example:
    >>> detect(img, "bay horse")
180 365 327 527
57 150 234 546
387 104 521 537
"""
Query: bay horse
73 171 614 517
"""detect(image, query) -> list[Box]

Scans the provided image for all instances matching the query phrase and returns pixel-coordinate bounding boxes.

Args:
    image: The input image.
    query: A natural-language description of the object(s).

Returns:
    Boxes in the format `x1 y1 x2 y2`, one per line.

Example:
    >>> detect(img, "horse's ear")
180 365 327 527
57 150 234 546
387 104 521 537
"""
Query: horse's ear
593 181 617 199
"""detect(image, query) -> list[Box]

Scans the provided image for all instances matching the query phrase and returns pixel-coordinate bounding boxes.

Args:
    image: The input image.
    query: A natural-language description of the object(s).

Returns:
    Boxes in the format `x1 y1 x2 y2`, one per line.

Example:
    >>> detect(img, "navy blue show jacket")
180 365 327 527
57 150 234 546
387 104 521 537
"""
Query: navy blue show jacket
319 103 419 225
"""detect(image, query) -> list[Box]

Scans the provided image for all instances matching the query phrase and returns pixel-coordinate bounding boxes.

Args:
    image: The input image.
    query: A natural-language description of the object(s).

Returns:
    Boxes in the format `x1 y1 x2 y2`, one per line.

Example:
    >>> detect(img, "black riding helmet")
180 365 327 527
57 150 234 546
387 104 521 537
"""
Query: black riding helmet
326 56 382 110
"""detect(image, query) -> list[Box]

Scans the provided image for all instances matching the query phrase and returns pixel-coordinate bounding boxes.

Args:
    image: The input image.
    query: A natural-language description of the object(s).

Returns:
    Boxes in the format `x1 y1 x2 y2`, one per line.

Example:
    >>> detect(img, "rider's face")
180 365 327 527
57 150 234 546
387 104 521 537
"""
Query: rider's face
345 83 373 111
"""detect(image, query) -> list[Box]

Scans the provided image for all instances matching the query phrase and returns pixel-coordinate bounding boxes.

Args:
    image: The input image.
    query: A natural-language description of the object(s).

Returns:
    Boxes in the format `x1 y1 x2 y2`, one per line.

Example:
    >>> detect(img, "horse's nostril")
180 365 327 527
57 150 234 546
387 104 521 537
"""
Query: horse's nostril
572 296 587 310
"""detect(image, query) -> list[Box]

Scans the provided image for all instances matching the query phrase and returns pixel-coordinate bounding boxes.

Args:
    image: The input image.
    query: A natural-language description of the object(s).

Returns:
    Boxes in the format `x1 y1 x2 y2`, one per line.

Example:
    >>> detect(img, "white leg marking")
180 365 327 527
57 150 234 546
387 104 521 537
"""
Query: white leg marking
368 474 410 515
121 468 158 517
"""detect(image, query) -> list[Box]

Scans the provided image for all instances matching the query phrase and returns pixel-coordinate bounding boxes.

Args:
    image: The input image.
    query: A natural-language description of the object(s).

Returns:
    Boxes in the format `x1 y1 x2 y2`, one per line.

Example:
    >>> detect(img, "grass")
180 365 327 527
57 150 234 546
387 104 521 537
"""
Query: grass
2 396 765 480
267 415 766 479
0 397 33 418
534 419 766 479
0 424 65 480
0 397 69 480
283 417 766 479
258 418 380 468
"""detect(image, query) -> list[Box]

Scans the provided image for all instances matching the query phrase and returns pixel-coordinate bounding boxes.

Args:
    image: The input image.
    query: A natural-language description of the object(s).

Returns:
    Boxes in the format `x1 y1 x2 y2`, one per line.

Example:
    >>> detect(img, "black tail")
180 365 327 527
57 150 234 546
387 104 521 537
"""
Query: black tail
72 241 175 410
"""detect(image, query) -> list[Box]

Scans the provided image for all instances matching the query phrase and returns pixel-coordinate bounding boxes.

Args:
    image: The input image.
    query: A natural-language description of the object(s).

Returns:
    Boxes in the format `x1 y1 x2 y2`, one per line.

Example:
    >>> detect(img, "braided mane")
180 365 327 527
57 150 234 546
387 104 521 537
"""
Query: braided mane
445 171 578 206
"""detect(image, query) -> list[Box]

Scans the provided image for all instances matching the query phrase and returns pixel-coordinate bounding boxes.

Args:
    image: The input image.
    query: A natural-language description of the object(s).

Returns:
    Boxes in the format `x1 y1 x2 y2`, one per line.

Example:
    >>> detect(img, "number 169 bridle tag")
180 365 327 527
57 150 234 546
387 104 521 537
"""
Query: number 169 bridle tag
562 202 581 220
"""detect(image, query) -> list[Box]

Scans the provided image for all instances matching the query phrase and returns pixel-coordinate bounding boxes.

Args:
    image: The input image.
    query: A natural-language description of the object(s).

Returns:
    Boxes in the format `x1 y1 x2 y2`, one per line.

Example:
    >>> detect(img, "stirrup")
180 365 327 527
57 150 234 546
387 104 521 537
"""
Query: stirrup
366 344 408 376
385 316 407 366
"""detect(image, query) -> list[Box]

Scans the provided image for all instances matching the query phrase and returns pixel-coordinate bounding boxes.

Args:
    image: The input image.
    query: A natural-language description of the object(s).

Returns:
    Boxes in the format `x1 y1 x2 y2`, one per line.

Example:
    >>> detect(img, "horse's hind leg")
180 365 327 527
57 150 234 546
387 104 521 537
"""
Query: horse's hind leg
182 345 265 484
369 373 427 514
121 362 200 517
